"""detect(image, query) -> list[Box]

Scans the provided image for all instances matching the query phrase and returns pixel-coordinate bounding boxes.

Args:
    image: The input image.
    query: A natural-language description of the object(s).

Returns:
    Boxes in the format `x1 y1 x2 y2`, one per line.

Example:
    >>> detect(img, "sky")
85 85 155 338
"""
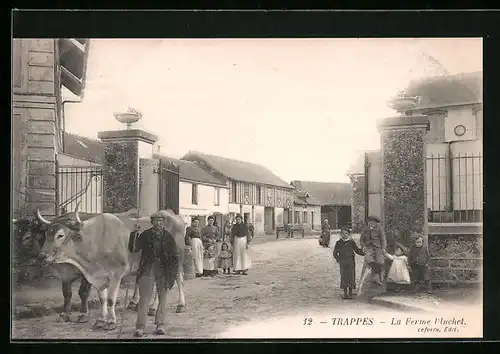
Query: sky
64 38 482 183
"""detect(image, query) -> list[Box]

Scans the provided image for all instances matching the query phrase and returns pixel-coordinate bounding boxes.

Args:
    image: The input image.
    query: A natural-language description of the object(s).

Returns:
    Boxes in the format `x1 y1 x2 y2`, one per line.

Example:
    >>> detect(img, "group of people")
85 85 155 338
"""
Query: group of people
322 216 432 300
184 213 253 277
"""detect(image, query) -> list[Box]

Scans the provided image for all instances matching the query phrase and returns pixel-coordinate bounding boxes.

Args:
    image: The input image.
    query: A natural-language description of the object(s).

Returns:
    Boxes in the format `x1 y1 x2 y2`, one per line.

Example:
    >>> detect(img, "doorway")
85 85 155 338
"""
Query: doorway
264 207 275 234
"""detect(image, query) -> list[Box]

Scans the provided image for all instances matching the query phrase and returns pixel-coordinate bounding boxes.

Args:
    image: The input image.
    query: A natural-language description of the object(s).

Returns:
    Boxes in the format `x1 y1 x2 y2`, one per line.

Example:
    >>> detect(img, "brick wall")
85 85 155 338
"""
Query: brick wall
428 224 482 286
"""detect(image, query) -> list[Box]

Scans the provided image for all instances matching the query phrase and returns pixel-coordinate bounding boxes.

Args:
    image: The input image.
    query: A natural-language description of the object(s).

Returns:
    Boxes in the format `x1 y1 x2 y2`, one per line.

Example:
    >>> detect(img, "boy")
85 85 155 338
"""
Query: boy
408 235 432 294
333 227 364 299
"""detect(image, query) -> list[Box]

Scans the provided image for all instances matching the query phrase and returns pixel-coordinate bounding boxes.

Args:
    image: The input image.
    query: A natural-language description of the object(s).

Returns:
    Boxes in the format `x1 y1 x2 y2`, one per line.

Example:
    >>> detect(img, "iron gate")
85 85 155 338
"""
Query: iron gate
158 160 180 214
56 162 104 215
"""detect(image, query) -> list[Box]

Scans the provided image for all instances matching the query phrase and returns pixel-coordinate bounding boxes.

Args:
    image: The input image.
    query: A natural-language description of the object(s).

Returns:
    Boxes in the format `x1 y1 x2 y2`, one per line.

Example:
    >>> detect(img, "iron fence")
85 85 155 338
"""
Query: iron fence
57 165 104 215
158 160 180 214
426 153 483 223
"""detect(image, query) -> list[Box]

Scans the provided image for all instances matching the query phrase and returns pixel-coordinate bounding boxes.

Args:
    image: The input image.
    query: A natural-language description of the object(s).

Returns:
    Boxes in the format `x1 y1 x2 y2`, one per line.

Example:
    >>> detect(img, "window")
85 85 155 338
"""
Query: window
303 211 308 224
214 188 220 206
231 181 237 203
192 184 198 205
243 183 250 196
256 185 262 204
294 211 300 224
426 142 482 223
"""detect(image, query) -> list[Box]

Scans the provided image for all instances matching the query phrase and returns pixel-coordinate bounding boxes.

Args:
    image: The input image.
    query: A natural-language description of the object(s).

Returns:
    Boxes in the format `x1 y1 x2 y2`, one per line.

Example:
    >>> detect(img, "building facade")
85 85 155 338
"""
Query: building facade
12 38 89 219
182 151 295 238
290 180 352 230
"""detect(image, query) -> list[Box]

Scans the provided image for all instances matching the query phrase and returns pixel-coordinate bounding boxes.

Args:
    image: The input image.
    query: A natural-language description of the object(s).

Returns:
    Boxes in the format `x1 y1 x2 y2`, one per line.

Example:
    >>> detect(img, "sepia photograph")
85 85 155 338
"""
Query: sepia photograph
11 37 483 340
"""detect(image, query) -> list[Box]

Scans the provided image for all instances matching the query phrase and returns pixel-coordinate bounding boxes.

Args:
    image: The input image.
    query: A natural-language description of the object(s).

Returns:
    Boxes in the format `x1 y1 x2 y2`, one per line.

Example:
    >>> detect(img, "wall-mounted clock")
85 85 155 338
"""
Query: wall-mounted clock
454 124 466 137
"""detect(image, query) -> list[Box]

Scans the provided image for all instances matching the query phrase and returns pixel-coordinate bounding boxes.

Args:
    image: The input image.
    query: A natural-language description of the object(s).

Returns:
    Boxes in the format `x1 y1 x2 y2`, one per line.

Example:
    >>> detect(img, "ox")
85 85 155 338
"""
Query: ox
34 207 187 330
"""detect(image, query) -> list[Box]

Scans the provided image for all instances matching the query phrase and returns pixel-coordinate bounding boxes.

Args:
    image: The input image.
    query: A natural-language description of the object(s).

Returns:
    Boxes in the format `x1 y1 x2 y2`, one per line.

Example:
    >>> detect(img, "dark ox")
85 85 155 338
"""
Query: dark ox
32 208 187 329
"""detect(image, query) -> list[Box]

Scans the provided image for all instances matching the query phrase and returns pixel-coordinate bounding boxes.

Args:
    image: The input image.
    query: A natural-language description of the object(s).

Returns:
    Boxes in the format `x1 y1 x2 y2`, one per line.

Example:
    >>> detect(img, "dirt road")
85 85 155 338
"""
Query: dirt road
11 237 482 339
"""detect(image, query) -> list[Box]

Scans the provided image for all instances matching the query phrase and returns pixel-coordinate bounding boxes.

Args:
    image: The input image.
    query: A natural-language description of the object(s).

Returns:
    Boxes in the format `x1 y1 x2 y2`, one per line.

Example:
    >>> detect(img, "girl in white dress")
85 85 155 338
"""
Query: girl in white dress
384 243 411 292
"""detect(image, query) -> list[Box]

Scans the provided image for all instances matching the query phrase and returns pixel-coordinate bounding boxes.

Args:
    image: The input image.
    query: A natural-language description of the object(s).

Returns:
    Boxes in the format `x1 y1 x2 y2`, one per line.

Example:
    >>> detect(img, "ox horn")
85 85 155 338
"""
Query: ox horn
36 209 51 225
74 203 82 224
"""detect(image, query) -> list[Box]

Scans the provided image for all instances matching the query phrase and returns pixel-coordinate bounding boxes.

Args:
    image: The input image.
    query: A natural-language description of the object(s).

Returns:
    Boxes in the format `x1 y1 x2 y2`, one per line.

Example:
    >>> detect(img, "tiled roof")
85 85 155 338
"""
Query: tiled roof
404 71 482 111
155 154 227 187
62 132 104 164
293 194 323 206
291 180 352 206
182 151 294 189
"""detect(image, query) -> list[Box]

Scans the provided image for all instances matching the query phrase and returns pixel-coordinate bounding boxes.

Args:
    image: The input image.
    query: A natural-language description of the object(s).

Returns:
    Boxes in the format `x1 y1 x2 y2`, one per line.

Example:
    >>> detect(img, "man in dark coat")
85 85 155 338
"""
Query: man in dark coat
359 216 386 286
129 211 180 337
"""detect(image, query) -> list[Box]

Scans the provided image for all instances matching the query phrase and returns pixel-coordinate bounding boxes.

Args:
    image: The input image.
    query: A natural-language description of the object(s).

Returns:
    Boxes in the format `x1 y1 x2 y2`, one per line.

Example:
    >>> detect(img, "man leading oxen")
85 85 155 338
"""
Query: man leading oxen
29 207 188 330
121 209 189 317
127 210 181 337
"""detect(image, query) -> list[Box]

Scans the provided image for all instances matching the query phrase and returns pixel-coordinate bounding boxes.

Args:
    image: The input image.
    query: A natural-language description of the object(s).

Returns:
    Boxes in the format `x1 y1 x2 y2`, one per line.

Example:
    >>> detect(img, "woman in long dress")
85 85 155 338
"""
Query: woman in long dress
201 215 218 277
185 217 203 277
230 214 252 275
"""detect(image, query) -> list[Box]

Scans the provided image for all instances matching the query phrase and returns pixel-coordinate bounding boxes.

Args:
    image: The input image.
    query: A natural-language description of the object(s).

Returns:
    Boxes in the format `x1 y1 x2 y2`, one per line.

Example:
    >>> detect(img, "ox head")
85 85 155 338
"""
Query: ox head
13 217 50 258
36 206 84 266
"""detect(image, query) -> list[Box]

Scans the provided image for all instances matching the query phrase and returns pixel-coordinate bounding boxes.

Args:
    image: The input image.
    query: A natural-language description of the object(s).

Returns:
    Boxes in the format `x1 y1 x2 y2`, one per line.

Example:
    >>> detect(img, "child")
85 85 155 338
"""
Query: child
408 236 432 294
383 242 411 293
333 227 365 299
218 242 233 274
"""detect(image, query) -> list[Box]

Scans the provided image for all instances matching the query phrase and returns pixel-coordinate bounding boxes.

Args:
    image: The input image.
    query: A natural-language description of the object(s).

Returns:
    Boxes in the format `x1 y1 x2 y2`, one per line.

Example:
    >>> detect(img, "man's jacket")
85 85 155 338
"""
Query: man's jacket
129 227 180 290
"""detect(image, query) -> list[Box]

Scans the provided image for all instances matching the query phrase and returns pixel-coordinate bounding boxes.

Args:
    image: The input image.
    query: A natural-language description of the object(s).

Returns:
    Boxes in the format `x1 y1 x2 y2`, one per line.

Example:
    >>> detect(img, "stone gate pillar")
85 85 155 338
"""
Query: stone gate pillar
377 115 430 247
97 129 158 213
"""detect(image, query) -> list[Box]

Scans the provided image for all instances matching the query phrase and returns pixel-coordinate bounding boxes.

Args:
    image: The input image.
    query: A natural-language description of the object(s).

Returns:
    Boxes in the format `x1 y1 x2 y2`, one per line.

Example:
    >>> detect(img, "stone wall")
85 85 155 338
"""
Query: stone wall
350 174 365 233
429 233 482 285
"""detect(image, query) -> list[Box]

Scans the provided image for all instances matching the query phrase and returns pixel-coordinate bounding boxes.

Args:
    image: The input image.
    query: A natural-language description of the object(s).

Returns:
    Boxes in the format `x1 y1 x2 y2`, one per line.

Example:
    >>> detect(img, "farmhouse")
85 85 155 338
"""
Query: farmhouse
290 180 352 229
182 151 295 238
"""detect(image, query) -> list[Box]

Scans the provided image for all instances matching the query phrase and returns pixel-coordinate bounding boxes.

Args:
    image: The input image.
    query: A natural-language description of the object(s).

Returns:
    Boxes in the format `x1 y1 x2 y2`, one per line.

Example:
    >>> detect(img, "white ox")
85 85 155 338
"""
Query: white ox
36 208 187 330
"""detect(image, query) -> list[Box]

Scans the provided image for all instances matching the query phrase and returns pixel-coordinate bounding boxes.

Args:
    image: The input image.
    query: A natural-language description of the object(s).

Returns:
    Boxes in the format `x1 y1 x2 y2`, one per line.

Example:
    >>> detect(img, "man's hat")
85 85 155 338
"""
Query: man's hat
367 216 380 223
191 216 199 222
150 211 165 220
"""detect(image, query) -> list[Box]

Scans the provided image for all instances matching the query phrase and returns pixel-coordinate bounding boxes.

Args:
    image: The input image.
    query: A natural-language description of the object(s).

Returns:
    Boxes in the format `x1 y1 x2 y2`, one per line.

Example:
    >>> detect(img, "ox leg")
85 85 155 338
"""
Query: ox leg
76 278 92 323
104 276 122 331
93 287 108 330
176 272 186 313
59 280 74 322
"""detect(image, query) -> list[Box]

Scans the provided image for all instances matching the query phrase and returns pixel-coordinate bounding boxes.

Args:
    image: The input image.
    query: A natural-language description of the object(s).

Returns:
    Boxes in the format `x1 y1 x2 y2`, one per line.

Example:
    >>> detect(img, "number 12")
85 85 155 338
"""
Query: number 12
303 318 313 325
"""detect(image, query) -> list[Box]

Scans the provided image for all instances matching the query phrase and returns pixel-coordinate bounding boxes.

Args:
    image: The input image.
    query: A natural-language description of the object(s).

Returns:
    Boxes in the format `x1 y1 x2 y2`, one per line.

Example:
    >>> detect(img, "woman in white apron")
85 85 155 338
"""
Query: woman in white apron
185 217 203 277
230 214 252 275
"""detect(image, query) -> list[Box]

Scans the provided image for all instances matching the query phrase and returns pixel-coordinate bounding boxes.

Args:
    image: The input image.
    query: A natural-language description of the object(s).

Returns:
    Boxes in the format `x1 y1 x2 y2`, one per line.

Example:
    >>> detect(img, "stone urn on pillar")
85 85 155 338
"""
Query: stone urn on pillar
386 91 422 115
113 107 143 129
